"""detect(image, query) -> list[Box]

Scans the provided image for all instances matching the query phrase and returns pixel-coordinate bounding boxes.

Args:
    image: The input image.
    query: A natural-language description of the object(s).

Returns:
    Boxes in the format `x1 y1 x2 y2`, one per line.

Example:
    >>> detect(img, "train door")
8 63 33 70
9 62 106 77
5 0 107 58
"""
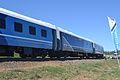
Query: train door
52 29 57 51
92 43 95 54
56 27 61 51
52 27 61 51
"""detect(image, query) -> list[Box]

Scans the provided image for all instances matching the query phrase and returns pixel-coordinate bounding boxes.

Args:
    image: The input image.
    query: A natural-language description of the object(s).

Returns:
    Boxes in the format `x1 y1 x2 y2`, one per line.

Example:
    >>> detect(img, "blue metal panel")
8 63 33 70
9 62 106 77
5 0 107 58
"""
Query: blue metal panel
0 36 8 45
0 14 53 49
94 43 104 53
61 32 93 53
3 34 52 49
83 40 93 53
61 32 84 52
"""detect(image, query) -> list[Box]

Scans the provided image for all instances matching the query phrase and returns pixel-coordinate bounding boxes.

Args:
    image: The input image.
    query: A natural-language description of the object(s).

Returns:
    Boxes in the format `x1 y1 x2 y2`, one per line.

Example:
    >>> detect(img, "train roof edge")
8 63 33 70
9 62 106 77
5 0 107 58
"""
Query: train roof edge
57 27 93 42
0 8 56 29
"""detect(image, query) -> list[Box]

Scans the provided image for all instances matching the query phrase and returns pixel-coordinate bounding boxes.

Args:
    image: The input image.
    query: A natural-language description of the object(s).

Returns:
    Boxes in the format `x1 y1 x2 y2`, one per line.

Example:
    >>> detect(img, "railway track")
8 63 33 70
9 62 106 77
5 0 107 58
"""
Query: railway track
0 57 103 62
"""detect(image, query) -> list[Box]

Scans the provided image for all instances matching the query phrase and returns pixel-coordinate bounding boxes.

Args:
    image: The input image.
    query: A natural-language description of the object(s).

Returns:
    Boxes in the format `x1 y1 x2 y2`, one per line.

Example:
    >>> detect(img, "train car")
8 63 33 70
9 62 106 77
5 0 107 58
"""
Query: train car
55 27 98 59
0 8 104 59
93 43 104 58
0 8 57 58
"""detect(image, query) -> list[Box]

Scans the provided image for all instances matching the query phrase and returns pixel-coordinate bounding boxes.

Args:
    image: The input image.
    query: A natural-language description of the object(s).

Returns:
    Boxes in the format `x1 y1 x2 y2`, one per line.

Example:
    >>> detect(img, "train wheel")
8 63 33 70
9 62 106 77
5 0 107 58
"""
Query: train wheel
41 54 47 59
49 55 53 59
64 54 68 59
79 56 83 60
64 56 67 59
48 51 55 59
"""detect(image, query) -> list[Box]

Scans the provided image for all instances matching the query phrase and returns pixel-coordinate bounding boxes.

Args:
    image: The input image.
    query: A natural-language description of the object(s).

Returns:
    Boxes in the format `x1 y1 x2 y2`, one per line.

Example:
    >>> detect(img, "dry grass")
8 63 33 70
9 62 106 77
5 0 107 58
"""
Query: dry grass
0 59 120 80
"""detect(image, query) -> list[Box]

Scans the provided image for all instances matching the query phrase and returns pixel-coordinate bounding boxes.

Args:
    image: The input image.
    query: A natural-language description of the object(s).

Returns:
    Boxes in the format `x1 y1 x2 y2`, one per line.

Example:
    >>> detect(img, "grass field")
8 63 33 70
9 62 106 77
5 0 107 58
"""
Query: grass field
0 59 120 80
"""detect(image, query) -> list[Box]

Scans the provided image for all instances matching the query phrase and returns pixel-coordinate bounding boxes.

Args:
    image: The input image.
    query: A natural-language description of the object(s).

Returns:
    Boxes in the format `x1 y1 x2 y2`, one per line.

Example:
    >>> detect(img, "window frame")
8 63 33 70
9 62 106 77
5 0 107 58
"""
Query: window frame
0 18 6 29
29 26 36 35
0 13 6 29
14 22 23 32
41 29 47 38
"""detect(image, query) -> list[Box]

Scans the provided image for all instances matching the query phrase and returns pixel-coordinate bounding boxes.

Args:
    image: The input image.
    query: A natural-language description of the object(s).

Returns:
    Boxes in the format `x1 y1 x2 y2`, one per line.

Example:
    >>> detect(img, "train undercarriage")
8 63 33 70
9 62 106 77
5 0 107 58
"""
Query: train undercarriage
0 45 104 59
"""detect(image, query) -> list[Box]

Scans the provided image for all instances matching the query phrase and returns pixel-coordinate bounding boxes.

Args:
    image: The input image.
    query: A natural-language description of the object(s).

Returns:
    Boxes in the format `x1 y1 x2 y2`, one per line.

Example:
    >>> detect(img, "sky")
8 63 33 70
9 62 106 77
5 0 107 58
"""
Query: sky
0 0 120 51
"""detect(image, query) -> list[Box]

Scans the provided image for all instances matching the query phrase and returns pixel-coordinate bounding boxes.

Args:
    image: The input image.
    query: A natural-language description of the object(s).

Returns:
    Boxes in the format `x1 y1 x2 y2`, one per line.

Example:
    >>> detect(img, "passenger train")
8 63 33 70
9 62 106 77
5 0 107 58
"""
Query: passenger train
0 8 104 59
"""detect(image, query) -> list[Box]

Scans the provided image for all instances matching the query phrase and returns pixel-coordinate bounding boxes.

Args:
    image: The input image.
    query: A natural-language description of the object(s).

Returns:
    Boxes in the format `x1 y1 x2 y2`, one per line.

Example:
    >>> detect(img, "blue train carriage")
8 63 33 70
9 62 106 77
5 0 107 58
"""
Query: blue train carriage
57 27 94 59
93 43 104 58
58 27 104 59
0 8 57 58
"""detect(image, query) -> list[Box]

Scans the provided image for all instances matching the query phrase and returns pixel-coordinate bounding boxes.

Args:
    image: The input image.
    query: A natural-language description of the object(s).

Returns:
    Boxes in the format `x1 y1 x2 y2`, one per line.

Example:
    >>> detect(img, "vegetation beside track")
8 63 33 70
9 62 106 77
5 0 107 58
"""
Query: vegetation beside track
0 59 120 80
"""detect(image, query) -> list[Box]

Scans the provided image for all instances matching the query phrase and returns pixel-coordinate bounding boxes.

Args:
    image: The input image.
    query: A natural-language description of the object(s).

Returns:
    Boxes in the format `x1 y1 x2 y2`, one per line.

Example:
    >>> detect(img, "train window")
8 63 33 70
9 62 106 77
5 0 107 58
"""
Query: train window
0 19 6 29
41 29 47 37
29 26 36 35
14 22 23 32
